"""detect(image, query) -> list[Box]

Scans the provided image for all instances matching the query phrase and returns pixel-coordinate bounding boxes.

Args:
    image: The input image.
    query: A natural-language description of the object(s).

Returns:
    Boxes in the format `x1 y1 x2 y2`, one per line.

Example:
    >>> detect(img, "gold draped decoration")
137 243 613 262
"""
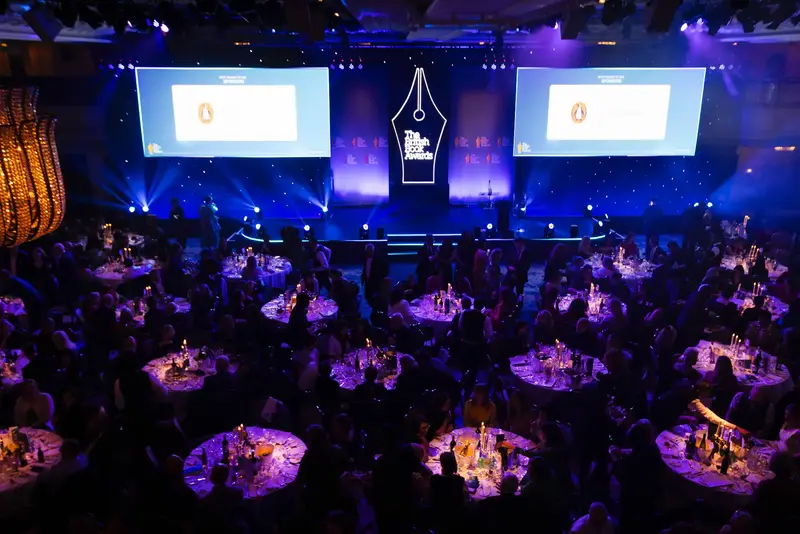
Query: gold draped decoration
0 87 65 247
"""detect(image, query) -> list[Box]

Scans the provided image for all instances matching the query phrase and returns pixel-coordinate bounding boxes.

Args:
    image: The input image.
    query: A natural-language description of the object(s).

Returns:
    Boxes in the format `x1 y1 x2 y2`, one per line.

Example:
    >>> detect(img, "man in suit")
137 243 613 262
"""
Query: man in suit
200 356 239 397
416 234 436 292
200 464 247 532
508 237 533 295
362 244 389 306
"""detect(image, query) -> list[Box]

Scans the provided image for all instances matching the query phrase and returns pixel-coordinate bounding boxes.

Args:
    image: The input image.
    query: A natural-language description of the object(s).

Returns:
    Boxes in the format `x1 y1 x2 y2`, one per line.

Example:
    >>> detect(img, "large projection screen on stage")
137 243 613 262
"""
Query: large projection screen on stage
135 67 331 158
513 67 706 157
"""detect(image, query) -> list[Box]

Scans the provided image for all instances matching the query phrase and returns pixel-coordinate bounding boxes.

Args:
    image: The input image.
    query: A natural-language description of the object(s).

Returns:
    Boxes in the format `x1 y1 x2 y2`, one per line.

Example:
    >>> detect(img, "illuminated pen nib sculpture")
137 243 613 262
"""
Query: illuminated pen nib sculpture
0 87 65 247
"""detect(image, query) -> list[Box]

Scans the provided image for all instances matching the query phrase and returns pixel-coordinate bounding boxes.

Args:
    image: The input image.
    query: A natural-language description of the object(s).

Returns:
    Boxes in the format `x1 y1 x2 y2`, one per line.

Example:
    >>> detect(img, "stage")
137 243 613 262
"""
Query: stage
226 205 608 259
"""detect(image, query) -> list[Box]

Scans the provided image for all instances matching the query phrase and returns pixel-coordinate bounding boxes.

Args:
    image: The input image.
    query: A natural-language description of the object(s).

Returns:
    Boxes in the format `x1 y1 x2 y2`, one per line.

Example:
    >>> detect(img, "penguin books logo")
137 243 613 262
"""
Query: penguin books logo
571 102 587 124
198 103 214 124
391 68 447 184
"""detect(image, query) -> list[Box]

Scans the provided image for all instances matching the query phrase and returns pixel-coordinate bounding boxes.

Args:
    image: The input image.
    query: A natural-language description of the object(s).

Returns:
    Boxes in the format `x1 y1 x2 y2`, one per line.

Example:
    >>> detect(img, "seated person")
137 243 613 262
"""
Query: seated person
708 285 739 329
463 384 497 427
388 288 417 327
299 271 320 295
595 257 617 279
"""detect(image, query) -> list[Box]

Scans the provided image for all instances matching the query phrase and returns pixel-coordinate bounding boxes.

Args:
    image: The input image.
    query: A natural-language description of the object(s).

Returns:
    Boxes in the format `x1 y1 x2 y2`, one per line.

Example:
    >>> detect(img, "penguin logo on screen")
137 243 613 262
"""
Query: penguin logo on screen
571 102 587 124
198 103 214 124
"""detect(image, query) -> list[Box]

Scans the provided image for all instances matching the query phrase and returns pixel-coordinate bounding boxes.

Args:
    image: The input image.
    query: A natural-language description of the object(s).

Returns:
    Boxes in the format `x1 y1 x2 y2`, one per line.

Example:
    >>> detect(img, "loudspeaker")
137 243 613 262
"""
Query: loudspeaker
23 5 62 43
570 225 579 239
643 0 682 33
497 201 511 235
377 228 385 240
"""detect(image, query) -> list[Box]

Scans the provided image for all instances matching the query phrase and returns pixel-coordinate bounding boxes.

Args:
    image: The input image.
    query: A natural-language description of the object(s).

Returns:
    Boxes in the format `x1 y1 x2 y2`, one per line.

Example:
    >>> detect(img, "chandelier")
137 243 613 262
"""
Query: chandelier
0 87 65 247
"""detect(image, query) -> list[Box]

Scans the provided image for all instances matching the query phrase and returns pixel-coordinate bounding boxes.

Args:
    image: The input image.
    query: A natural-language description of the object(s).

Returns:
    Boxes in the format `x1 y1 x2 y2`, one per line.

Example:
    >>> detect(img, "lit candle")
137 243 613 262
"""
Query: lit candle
296 283 301 293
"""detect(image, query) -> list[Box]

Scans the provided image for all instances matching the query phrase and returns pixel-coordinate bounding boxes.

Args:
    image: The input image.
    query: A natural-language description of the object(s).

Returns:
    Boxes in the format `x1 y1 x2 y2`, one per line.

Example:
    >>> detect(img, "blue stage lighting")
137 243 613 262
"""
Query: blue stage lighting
161 24 169 33
482 64 487 70
362 224 369 231
491 64 497 70
598 221 604 227
349 63 354 70
339 63 345 70
587 204 593 211
707 201 713 208
117 63 125 70
358 63 363 70
322 206 329 213
152 19 160 27
500 63 506 70
108 64 115 70
127 63 134 70
253 207 260 214
304 225 311 232
486 223 493 230
142 205 149 213
548 223 555 230
243 215 248 222
128 206 136 213
680 22 688 32
255 223 261 231
359 224 369 240
693 202 700 208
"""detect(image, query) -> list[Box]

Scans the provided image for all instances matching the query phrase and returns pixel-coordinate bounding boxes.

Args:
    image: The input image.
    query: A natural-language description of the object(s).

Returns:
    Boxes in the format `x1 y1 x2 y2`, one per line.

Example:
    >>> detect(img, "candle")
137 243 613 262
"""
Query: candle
296 283 301 293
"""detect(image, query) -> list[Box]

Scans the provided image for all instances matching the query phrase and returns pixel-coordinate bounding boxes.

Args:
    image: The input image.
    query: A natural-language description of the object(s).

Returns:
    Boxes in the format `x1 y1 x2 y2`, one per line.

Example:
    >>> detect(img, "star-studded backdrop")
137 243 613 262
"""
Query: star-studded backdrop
88 39 757 221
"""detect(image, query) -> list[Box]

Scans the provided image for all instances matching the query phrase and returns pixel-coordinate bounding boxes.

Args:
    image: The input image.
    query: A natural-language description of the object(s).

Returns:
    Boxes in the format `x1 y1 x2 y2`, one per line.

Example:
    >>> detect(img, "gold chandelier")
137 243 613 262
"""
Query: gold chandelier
0 87 65 247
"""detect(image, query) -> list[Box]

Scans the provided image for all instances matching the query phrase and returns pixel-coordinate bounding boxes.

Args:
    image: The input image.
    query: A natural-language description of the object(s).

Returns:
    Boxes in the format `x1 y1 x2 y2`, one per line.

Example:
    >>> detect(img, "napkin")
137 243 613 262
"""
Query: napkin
695 471 734 488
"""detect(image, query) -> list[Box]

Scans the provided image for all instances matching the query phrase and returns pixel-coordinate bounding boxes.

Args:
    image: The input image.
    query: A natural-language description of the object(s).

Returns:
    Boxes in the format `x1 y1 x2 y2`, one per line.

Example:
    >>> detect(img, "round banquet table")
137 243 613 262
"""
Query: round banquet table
93 260 155 287
409 294 467 340
332 347 407 391
587 255 653 284
261 295 338 324
183 427 306 499
557 293 626 324
0 350 29 389
426 427 534 500
657 424 777 509
0 297 25 317
730 295 788 322
694 341 794 404
116 297 191 327
143 348 234 418
720 254 787 282
221 255 293 290
0 428 62 518
510 347 607 404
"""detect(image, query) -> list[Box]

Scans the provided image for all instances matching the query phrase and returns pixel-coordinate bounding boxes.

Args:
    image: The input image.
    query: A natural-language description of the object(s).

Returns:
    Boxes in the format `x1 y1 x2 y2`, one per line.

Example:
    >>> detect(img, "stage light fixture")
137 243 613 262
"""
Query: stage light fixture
153 19 161 27
142 205 149 213
482 64 488 70
548 223 555 229
486 223 493 230
359 224 369 240
322 206 329 213
500 63 506 70
680 22 688 31
584 204 593 218
707 201 713 208
330 64 336 70
491 64 497 70
127 63 134 70
358 63 363 70
243 216 249 223
349 63 354 70
304 225 313 239
304 224 311 231
339 63 344 70
254 207 260 214
117 63 125 70
544 223 555 239
693 202 700 208
161 24 170 33
255 223 262 231
108 64 115 70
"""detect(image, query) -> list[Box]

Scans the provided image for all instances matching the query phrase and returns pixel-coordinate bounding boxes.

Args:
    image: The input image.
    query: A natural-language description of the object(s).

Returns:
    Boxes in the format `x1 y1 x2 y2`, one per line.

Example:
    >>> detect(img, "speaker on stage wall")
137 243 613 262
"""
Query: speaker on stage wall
497 201 511 236
570 225 579 238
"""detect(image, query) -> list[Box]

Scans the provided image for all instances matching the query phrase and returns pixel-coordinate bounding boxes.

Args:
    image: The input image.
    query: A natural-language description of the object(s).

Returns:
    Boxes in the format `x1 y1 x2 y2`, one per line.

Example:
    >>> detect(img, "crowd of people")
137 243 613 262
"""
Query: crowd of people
0 214 799 534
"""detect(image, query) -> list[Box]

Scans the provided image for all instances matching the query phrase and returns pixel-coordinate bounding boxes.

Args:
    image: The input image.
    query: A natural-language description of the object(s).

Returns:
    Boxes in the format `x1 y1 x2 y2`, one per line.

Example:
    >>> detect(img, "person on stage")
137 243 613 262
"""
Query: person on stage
198 195 220 251
308 238 332 293
169 198 186 249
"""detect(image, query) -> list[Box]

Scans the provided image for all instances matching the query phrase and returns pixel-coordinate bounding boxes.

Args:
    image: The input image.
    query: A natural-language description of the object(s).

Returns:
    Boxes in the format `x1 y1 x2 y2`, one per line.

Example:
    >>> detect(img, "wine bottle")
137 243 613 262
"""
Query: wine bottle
449 435 456 454
444 296 451 315
719 443 731 475
354 353 361 372
221 436 229 465
685 432 696 460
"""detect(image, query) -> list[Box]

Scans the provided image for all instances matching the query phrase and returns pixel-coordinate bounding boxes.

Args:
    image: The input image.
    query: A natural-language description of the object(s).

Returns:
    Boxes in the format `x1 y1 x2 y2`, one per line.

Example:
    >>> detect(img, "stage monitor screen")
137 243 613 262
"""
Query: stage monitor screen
135 67 331 158
513 67 706 157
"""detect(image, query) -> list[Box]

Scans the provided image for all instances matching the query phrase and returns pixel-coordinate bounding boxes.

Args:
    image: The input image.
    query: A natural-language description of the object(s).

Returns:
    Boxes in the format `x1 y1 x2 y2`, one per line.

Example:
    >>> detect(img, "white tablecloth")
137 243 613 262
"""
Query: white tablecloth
694 341 794 403
0 351 28 389
94 260 155 287
557 293 626 324
183 427 306 499
0 297 25 317
720 255 787 281
0 428 62 517
587 254 653 283
657 425 776 508
144 348 232 394
222 255 292 290
730 296 788 322
510 347 607 402
332 348 405 391
261 295 338 324
427 427 534 500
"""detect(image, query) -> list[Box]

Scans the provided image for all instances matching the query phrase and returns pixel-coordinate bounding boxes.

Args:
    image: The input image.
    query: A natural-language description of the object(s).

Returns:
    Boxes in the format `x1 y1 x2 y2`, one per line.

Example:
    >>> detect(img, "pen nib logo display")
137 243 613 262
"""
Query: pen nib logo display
391 68 447 184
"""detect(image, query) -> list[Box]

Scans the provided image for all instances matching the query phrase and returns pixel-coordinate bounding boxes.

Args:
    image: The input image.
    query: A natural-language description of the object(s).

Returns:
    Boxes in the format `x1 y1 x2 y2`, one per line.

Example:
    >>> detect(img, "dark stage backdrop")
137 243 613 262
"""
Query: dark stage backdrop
448 69 515 204
329 68 390 205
